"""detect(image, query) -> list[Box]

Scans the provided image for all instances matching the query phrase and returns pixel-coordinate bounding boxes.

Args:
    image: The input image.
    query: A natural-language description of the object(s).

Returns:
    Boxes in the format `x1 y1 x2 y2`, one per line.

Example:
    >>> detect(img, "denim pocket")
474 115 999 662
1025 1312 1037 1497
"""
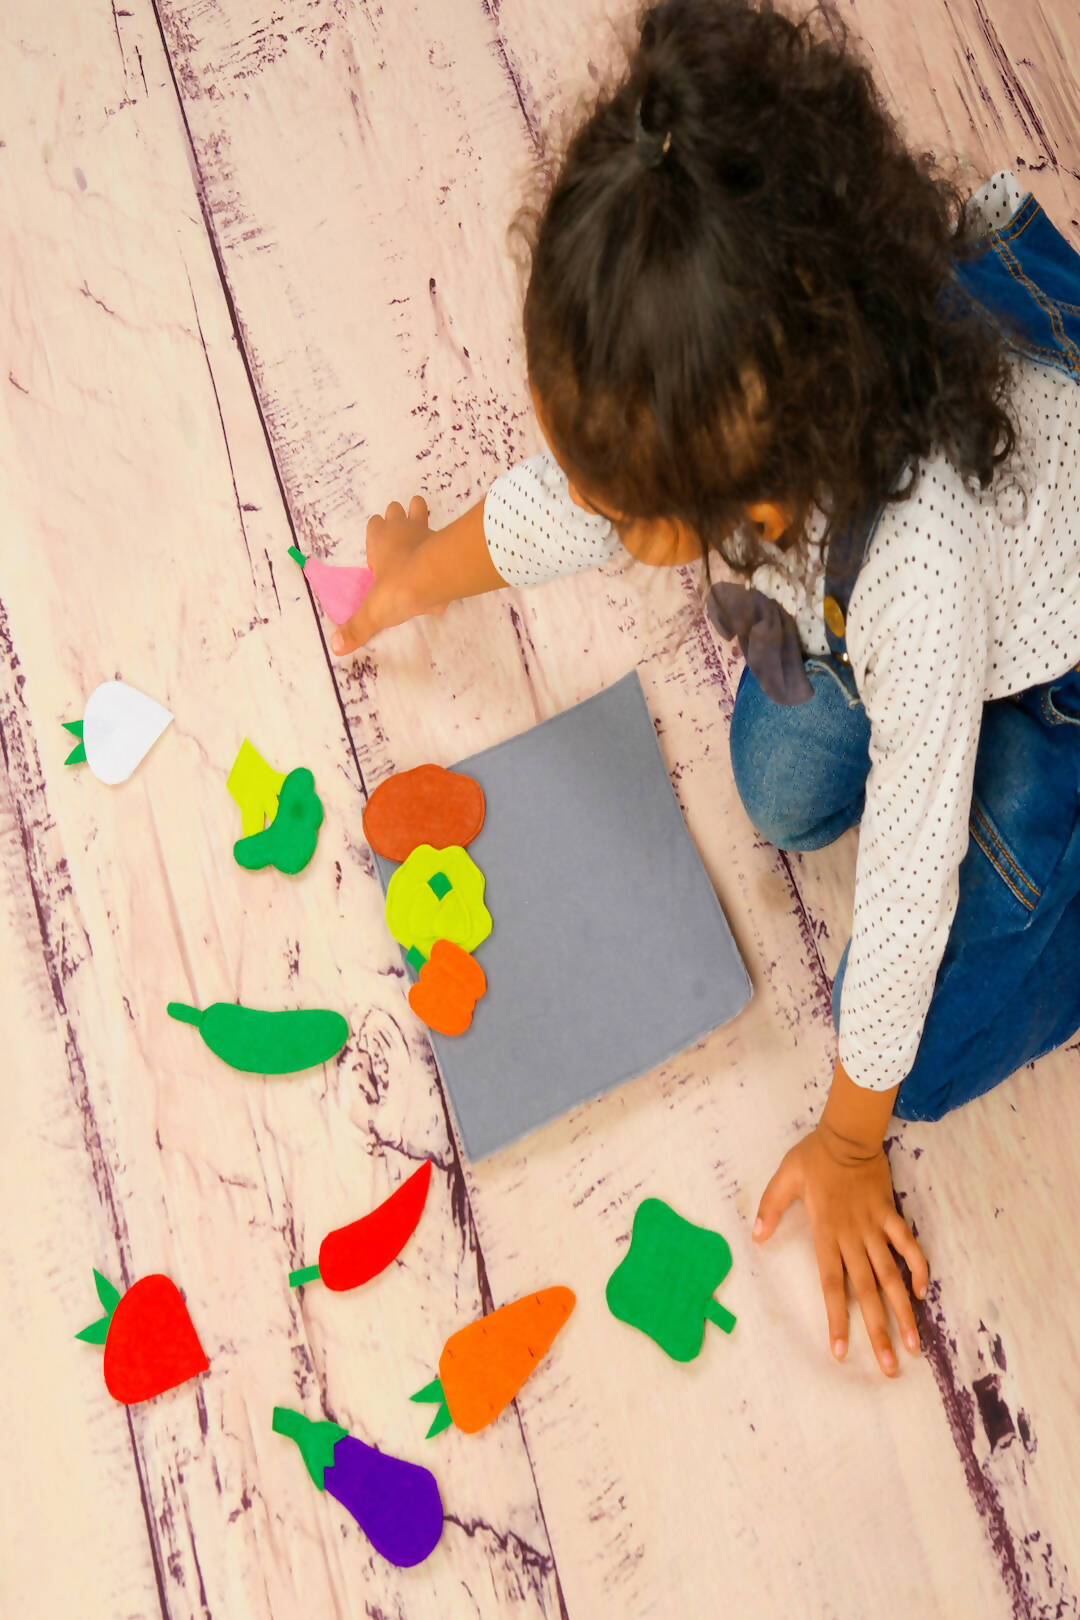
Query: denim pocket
965 693 1080 934
1036 682 1080 727
967 794 1042 922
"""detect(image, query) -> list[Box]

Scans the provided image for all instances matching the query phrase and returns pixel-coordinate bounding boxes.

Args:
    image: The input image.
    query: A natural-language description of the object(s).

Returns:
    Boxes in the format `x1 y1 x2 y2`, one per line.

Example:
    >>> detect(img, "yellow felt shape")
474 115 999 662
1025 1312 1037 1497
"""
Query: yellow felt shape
385 845 492 958
227 739 288 837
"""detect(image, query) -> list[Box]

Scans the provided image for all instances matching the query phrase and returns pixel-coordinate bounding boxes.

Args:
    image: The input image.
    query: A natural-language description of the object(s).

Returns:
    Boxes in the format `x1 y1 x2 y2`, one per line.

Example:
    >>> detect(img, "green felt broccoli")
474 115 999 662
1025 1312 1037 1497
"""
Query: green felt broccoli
233 767 323 875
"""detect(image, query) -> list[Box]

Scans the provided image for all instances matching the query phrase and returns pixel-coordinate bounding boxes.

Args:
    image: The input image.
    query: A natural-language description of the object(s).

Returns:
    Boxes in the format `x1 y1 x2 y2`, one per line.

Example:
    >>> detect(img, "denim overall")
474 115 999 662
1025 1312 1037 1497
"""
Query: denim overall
729 191 1080 1121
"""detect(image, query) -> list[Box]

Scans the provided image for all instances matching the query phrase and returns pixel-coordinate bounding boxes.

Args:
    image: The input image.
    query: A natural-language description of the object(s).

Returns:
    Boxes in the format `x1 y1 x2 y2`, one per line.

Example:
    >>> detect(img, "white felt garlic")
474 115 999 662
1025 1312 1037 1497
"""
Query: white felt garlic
64 680 173 785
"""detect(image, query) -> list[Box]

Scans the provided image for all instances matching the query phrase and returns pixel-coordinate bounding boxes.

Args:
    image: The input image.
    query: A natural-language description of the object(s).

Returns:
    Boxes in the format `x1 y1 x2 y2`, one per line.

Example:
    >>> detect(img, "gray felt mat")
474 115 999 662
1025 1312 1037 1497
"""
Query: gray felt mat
373 669 751 1160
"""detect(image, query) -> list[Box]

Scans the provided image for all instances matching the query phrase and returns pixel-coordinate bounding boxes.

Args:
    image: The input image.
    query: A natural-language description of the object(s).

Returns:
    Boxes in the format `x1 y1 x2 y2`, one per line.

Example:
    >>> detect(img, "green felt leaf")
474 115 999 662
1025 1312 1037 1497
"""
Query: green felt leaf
75 1315 110 1345
233 768 324 876
427 871 452 900
405 945 427 974
62 720 84 737
605 1197 735 1362
410 1379 453 1436
424 1403 453 1439
409 1376 444 1406
64 741 87 766
288 546 308 568
93 1270 121 1313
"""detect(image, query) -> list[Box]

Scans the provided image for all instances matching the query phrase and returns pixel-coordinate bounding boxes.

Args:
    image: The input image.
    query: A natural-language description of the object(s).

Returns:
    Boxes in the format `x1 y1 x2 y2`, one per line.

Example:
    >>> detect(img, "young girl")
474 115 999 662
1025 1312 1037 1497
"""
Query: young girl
331 0 1080 1379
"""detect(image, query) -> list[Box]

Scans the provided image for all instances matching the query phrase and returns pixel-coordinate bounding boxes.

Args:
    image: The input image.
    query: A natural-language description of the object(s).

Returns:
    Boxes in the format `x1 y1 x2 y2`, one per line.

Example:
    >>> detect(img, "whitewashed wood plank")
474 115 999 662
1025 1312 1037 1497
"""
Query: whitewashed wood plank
149 0 1080 1615
0 2 567 1616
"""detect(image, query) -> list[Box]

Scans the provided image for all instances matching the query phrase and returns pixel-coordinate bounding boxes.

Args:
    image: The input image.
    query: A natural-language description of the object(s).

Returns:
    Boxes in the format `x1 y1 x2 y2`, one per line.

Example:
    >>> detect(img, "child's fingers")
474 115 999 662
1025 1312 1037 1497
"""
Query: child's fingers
384 500 406 523
331 602 376 656
752 1156 798 1242
884 1210 930 1301
842 1239 899 1376
866 1233 922 1357
812 1236 849 1362
408 494 429 521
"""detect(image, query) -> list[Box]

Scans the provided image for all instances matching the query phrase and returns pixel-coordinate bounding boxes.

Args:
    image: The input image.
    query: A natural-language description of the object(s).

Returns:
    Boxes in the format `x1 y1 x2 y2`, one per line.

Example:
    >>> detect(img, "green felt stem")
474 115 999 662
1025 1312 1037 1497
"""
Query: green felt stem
76 1271 119 1343
704 1298 737 1335
288 546 307 569
62 720 84 737
75 1315 110 1344
427 871 452 900
289 1264 321 1288
425 1403 453 1438
405 945 427 974
410 1376 453 1435
65 742 87 766
272 1406 346 1491
166 1002 203 1027
94 1270 121 1312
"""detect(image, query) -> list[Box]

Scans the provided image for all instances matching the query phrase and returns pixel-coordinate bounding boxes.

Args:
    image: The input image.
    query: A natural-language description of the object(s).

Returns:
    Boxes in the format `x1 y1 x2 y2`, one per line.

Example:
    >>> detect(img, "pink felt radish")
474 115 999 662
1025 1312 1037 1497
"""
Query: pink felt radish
290 547 374 624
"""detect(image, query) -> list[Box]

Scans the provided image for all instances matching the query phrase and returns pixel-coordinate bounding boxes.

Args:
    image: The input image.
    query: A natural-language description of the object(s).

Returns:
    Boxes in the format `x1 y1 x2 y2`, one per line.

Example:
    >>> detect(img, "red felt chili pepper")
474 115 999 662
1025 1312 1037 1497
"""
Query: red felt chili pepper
289 1159 433 1291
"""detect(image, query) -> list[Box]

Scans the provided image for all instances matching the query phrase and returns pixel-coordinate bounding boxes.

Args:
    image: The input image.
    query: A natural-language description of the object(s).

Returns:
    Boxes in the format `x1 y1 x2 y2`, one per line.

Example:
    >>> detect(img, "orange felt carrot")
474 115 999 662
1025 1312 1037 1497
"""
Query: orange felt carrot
411 1286 575 1437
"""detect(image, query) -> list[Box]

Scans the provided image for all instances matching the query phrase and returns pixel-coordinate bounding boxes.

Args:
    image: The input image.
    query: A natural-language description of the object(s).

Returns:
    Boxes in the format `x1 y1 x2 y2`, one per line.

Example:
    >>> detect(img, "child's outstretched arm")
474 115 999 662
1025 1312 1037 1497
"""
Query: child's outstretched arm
330 494 506 657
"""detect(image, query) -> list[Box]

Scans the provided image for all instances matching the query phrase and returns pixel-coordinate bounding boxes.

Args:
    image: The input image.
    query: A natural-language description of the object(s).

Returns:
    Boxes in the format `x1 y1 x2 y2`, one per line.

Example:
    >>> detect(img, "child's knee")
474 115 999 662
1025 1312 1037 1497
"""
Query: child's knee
730 670 837 851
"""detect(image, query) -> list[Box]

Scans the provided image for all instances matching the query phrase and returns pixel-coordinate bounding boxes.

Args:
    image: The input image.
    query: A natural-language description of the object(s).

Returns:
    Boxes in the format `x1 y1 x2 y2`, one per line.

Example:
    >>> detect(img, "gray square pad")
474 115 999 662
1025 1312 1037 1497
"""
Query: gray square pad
374 670 751 1159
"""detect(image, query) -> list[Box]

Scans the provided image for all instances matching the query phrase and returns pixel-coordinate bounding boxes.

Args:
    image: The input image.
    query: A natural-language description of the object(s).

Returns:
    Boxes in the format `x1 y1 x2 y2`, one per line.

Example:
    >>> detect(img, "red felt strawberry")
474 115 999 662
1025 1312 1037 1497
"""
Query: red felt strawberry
76 1270 209 1404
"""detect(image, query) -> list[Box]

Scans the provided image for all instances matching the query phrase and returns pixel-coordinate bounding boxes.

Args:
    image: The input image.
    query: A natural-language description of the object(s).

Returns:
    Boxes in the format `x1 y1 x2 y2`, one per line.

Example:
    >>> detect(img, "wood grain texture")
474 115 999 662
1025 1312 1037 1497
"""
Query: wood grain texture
2 0 1079 1616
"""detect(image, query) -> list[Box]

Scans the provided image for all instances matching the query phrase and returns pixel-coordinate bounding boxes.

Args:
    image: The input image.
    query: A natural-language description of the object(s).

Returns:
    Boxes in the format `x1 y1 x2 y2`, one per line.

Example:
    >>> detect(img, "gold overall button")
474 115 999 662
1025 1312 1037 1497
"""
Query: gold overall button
823 595 846 639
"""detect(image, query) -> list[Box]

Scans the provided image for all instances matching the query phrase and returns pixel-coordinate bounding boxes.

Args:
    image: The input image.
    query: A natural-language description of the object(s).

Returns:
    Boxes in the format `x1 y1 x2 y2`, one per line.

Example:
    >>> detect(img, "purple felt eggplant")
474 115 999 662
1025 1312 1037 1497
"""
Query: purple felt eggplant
272 1406 443 1568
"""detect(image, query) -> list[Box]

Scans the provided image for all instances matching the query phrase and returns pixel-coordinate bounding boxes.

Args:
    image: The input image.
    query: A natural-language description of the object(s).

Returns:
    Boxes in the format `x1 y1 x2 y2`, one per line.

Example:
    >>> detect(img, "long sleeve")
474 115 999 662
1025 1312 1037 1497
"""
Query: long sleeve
839 492 991 1089
484 451 623 587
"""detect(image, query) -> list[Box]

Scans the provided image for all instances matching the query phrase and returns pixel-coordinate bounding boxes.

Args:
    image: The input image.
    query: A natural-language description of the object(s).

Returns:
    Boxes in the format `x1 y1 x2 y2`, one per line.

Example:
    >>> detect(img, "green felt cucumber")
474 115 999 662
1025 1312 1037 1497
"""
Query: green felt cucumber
167 1000 349 1074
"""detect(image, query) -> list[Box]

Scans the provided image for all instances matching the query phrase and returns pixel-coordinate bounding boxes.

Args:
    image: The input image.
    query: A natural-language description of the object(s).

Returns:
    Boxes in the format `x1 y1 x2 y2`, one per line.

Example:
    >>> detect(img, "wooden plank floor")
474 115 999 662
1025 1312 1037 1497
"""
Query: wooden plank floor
2 1 1079 1616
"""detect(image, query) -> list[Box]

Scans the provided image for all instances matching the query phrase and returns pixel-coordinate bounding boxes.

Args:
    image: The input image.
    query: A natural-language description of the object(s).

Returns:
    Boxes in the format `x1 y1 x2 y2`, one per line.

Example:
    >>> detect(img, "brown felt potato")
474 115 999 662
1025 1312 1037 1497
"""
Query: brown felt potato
362 764 485 862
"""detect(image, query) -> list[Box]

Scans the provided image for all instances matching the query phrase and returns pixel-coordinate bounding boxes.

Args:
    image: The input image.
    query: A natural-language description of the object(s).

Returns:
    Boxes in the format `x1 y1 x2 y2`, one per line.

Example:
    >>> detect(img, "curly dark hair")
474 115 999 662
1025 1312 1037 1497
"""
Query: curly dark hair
512 0 1020 578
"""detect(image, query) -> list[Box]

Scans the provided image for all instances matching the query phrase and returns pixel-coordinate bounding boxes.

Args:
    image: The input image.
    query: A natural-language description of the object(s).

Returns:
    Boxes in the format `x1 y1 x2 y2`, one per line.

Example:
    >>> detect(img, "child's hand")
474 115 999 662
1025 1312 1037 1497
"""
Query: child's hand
330 496 446 657
752 1125 929 1377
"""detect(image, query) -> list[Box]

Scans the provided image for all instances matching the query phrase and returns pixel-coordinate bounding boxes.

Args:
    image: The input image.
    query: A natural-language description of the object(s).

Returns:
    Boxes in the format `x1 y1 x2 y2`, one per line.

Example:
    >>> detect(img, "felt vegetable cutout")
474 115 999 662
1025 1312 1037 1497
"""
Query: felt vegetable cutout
407 940 486 1036
290 1159 432 1290
363 763 486 862
411 1286 576 1437
63 680 173 784
234 767 324 875
290 546 374 624
227 738 287 836
605 1197 736 1361
385 844 492 959
76 1270 209 1403
272 1407 443 1568
167 1000 349 1074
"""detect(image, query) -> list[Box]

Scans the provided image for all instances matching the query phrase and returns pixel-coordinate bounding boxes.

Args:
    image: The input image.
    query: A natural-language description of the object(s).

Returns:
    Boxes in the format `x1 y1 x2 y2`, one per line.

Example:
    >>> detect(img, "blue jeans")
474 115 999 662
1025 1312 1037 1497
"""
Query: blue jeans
730 658 1080 1121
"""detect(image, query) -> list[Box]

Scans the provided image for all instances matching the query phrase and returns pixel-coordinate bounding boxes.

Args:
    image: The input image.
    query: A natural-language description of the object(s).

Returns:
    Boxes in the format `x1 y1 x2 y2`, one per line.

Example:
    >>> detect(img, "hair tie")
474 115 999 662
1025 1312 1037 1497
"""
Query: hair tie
633 98 673 169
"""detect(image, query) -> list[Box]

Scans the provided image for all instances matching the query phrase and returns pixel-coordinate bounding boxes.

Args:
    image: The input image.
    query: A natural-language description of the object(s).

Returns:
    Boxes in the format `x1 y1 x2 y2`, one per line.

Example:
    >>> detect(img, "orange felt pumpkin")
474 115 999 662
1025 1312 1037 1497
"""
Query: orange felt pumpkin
408 940 487 1036
363 765 485 863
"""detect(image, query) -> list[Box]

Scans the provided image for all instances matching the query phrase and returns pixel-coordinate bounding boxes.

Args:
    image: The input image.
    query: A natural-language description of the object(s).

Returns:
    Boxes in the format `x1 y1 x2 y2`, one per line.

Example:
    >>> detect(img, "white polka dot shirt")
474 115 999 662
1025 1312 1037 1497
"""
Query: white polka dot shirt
484 171 1080 1090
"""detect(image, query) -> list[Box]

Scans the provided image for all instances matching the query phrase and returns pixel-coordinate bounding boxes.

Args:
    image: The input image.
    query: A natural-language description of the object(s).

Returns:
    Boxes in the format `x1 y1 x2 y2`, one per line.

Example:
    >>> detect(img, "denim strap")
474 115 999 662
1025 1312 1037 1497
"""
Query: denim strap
824 191 1080 662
